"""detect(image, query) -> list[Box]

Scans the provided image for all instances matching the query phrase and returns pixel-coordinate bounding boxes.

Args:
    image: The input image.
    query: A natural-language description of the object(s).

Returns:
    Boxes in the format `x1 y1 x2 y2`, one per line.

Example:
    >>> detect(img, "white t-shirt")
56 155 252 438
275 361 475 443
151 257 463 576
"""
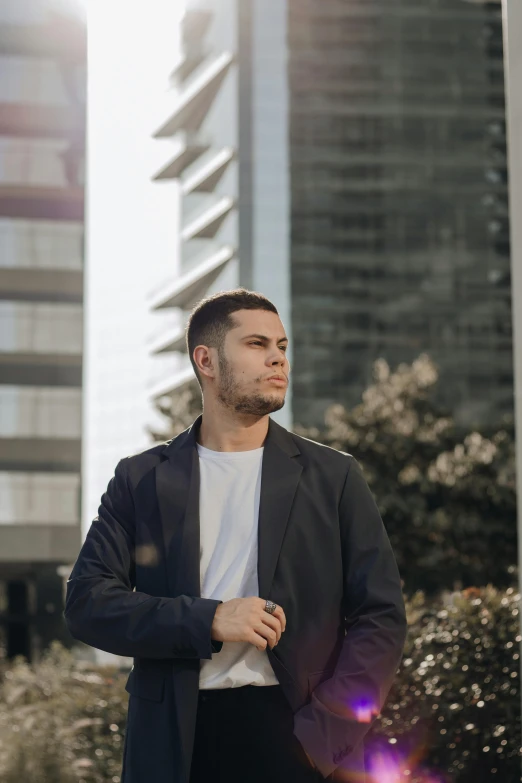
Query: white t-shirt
197 442 279 690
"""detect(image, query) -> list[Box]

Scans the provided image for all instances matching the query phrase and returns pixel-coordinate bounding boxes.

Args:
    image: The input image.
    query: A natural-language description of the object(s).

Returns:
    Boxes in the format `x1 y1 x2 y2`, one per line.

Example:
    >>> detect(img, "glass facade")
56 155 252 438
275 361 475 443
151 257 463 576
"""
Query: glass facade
0 137 75 186
0 54 82 104
0 0 86 660
0 218 83 269
0 471 80 525
288 0 512 429
0 386 81 438
0 301 82 354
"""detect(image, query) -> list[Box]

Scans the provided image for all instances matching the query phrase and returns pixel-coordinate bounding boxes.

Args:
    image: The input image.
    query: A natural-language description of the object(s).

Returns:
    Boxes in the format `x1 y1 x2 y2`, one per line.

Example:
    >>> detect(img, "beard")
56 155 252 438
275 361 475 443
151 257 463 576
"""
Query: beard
215 350 286 416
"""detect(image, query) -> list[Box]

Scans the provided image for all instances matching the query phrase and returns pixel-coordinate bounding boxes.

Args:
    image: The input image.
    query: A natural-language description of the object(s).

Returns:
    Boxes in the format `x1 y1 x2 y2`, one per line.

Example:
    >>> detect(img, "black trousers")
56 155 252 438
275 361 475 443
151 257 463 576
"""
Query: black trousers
189 684 331 782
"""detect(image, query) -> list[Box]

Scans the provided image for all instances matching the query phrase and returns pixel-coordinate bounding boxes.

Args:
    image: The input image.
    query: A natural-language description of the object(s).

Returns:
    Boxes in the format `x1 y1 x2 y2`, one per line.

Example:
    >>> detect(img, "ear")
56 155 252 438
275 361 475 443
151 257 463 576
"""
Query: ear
193 345 216 381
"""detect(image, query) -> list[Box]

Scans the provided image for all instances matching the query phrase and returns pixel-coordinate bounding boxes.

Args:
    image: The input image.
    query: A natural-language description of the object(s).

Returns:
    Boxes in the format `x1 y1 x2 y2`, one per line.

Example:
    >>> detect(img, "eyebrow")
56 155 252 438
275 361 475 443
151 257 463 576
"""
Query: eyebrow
242 334 289 343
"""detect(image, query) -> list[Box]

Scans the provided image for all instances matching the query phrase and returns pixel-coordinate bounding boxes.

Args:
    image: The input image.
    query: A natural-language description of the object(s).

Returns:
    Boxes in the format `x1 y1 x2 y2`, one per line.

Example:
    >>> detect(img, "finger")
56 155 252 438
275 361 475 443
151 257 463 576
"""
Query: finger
248 629 270 651
256 616 280 646
258 598 286 632
254 616 280 647
273 606 286 632
262 612 284 643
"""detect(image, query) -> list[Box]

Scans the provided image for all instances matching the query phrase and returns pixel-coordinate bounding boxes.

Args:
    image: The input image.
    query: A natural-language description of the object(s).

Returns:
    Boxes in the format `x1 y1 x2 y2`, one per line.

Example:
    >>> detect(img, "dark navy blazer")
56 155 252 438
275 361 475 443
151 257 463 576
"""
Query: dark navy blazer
64 413 407 781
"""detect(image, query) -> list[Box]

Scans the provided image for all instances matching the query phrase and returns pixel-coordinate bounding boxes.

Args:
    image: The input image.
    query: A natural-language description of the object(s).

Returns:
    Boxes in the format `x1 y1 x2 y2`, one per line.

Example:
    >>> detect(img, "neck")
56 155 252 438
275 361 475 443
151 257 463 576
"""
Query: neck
197 409 269 452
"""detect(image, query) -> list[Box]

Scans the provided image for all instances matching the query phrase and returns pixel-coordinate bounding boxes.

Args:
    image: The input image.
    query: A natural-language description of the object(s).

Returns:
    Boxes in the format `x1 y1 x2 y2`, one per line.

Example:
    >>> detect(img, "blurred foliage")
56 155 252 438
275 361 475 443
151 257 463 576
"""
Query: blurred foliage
0 642 128 783
367 584 521 783
148 385 202 442
0 586 519 782
294 353 517 596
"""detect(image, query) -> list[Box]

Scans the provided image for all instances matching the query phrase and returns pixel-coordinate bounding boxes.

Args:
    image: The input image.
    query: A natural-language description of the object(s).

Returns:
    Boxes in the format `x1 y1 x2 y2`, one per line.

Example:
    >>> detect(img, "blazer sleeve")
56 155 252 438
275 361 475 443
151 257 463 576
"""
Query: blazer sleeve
293 455 408 779
63 457 224 660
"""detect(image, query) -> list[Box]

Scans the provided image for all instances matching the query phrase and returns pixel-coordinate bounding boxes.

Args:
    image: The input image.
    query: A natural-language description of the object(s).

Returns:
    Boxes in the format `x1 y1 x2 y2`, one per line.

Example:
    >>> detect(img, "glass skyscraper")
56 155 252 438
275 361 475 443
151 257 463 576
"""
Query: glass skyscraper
150 0 512 432
0 0 86 660
288 0 511 428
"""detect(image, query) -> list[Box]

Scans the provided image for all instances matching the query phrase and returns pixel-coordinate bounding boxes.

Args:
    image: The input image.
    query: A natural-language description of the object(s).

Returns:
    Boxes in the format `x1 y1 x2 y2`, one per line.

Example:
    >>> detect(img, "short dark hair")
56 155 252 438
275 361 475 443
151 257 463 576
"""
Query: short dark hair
185 288 279 387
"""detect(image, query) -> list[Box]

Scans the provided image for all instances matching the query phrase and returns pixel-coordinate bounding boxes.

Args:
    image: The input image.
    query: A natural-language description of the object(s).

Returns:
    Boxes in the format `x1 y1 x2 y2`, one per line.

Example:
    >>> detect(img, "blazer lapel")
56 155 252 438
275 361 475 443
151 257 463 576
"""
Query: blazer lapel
155 424 201 599
257 421 302 601
155 414 303 601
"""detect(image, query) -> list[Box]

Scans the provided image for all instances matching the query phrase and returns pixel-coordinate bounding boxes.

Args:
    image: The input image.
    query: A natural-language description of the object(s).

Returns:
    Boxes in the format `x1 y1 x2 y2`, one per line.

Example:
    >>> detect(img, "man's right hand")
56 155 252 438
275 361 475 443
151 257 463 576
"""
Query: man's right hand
211 597 286 651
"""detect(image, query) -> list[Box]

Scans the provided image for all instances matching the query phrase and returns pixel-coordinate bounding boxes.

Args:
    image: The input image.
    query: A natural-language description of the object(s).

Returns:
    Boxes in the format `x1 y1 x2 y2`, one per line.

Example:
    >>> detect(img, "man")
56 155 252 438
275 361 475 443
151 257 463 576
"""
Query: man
64 288 407 783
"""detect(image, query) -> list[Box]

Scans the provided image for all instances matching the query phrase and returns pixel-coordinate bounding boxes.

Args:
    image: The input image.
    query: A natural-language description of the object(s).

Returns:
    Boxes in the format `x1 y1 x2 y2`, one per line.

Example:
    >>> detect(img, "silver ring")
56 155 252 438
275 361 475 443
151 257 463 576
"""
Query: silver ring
264 600 277 614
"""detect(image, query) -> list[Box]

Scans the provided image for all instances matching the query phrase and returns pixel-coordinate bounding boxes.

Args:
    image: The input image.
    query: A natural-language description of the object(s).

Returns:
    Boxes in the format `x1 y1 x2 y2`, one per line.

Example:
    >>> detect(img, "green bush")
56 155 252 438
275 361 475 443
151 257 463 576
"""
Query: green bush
0 642 128 783
0 585 519 782
367 584 521 782
294 354 517 596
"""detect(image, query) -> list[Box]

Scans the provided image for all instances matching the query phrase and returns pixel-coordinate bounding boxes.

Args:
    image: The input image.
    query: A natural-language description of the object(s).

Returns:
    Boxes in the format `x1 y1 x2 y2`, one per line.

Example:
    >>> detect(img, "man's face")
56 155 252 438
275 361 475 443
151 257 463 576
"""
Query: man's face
214 309 290 416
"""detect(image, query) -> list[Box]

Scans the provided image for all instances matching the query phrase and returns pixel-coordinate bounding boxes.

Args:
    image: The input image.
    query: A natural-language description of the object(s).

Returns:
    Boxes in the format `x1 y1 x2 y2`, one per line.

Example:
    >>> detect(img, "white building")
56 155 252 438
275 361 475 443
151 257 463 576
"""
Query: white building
0 0 86 661
147 0 293 429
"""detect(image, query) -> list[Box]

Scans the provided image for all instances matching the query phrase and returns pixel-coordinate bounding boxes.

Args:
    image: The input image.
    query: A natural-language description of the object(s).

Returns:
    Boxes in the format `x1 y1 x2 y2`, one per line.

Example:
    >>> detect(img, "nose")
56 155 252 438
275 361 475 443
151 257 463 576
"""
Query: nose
269 347 289 372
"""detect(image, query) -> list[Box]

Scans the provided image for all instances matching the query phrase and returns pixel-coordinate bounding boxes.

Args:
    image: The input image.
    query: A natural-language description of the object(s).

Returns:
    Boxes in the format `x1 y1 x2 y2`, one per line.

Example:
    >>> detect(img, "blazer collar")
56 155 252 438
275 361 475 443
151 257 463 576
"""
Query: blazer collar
155 414 302 601
161 413 301 460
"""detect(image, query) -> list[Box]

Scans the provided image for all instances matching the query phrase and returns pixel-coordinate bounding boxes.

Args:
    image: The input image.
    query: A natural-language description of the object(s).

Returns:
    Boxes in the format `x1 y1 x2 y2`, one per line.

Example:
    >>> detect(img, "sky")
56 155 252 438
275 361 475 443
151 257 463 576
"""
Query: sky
83 0 185 544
